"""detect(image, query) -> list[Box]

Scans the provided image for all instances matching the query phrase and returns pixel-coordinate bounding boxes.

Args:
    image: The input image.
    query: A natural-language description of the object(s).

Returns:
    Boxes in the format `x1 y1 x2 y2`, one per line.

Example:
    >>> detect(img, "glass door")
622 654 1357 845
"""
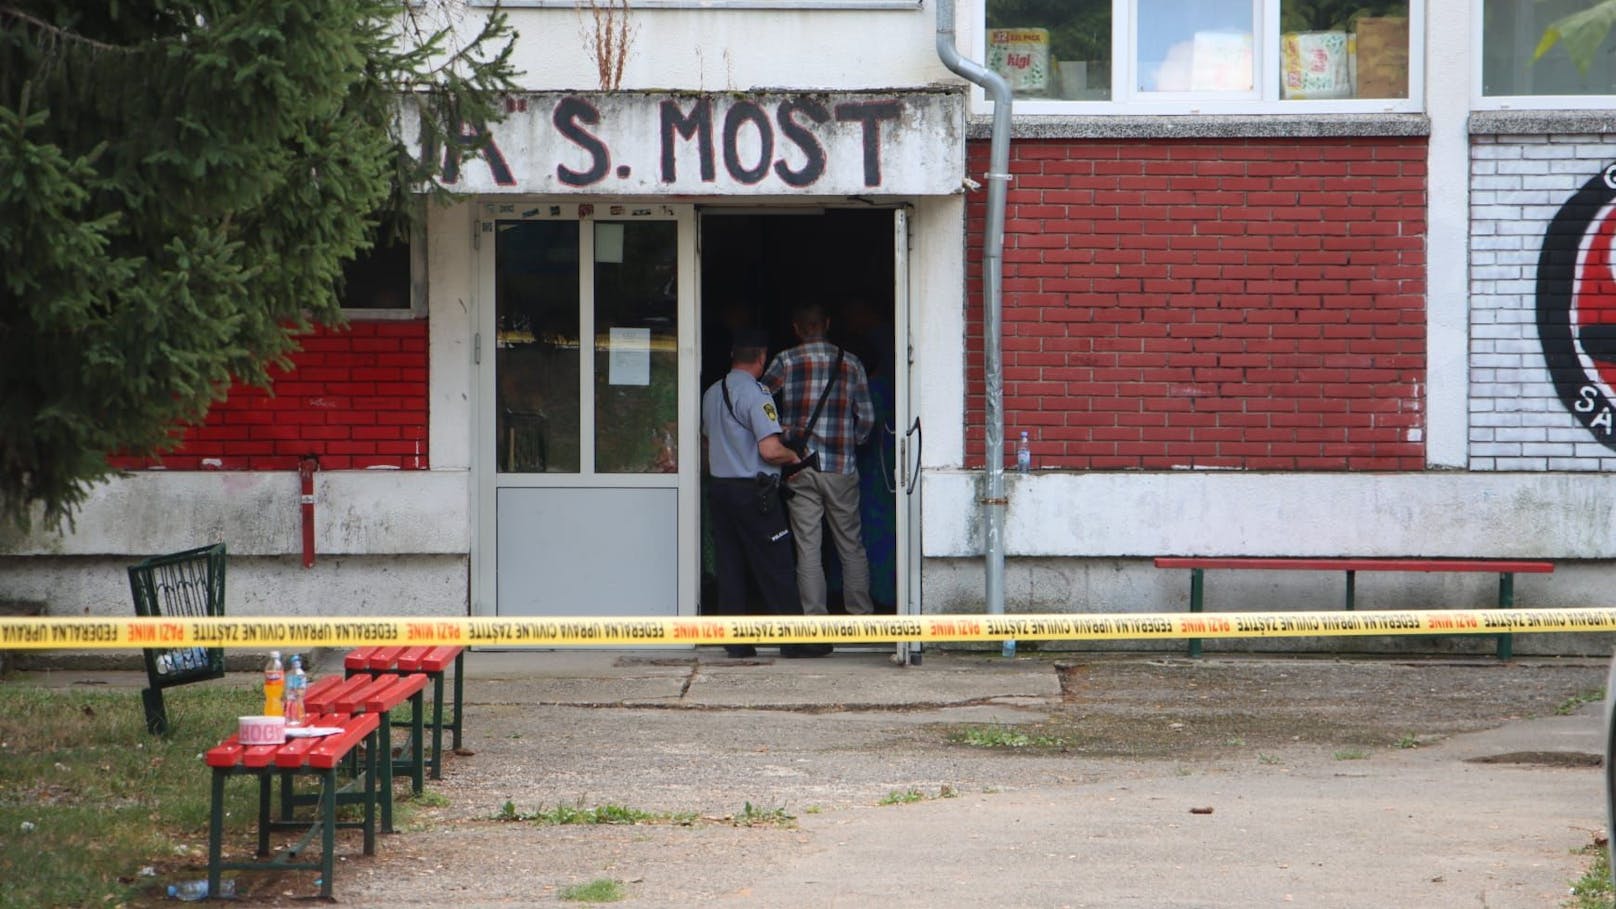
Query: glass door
476 203 697 618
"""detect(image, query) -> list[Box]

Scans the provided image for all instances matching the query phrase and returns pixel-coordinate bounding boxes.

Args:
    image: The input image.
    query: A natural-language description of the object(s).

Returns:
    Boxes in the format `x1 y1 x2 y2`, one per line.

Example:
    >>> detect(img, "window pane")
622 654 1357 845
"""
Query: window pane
986 0 1112 100
496 220 581 474
1138 0 1253 93
341 233 411 310
1279 2 1410 101
1484 0 1616 97
594 221 679 474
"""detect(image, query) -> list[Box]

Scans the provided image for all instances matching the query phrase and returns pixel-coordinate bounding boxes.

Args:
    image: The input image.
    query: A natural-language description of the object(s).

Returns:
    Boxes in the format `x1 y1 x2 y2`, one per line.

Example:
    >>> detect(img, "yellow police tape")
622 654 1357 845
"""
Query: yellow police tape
2 608 1616 650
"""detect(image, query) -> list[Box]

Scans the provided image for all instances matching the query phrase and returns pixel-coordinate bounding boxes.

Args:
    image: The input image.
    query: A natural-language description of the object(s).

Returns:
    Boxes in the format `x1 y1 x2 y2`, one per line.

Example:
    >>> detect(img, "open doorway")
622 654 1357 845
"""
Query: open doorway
699 208 899 617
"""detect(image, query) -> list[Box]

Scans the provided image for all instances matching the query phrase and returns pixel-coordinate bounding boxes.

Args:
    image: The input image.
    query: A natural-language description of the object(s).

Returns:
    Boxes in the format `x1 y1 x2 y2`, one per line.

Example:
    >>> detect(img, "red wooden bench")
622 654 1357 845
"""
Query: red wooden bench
203 710 379 900
345 645 464 779
1154 557 1556 659
305 672 429 833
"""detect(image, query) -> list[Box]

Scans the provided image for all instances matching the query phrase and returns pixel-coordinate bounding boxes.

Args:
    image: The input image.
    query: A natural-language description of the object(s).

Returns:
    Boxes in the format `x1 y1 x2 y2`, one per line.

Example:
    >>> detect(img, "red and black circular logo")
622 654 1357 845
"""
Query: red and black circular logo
1538 163 1616 448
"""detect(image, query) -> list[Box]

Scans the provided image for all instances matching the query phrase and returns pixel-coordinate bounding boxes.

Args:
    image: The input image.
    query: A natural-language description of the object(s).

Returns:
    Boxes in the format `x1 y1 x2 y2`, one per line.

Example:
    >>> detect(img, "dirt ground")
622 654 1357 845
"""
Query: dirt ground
174 652 1613 907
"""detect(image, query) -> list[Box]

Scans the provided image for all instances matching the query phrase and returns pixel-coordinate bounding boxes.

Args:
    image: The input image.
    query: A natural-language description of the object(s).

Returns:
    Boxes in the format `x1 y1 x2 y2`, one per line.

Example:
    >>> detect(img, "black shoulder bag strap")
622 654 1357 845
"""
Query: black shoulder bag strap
796 346 845 445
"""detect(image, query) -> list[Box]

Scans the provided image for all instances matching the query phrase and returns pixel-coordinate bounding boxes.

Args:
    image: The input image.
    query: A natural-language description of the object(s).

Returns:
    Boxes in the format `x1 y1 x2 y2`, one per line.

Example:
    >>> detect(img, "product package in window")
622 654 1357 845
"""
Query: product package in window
1281 30 1352 99
988 28 1051 96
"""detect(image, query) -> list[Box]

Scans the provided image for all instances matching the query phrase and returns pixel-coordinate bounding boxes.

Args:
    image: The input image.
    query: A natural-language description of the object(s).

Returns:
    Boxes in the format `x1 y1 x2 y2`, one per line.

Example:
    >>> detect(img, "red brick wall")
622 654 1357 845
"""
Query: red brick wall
109 320 429 471
965 137 1427 471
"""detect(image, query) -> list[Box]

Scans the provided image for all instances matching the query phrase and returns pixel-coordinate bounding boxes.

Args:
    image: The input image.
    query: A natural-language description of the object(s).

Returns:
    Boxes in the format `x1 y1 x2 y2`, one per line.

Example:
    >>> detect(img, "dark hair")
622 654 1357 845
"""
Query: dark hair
792 302 828 335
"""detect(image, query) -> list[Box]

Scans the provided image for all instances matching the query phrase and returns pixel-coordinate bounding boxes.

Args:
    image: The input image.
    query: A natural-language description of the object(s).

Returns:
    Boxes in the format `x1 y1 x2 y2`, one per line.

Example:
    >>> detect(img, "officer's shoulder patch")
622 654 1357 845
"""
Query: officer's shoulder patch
762 402 778 422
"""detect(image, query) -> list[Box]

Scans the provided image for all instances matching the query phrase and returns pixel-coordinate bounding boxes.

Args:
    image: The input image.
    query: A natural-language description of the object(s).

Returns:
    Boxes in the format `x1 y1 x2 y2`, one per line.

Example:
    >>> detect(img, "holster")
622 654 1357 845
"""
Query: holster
779 450 819 479
754 472 781 514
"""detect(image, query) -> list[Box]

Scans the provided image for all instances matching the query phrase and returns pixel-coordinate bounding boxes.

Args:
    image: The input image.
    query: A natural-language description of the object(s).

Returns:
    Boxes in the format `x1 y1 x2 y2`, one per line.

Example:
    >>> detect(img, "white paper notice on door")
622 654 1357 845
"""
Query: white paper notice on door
609 327 651 386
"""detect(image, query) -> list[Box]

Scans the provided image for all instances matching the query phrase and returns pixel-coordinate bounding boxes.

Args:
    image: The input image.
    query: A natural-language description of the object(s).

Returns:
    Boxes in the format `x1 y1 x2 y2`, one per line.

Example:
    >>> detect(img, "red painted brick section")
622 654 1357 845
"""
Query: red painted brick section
108 321 430 471
965 137 1427 471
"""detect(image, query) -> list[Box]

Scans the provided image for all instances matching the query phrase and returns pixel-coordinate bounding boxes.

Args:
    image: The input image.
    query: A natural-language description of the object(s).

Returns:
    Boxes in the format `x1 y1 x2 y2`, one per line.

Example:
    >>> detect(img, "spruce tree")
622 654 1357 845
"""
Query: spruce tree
0 1 518 530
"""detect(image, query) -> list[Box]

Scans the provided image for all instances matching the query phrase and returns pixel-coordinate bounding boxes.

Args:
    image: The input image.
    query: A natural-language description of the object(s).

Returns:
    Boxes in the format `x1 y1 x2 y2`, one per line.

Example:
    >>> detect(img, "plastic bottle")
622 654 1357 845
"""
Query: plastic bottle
1016 431 1032 474
283 654 307 727
263 651 284 717
167 878 234 901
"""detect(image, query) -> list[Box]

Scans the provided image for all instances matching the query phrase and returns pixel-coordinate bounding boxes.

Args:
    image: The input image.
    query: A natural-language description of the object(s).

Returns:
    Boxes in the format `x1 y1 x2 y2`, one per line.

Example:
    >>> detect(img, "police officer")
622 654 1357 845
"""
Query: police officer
702 328 832 659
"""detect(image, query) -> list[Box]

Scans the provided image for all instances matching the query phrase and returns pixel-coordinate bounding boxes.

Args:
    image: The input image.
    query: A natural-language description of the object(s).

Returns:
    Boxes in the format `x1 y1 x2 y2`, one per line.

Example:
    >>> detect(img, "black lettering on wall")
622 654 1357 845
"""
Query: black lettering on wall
554 96 610 187
722 101 773 185
439 118 515 187
833 100 901 187
660 99 715 183
774 99 829 188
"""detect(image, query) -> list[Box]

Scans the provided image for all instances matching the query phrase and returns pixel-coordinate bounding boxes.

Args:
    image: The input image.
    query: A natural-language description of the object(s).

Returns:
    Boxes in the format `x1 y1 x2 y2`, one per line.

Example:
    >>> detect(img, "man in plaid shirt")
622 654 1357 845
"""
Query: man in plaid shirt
762 302 877 620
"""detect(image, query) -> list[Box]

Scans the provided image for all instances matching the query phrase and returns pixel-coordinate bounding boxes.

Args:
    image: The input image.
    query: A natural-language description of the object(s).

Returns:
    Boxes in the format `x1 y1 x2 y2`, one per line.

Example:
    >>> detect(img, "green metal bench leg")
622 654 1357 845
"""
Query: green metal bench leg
378 715 395 834
1188 568 1204 659
319 768 337 899
1497 572 1515 660
452 650 465 751
363 729 378 857
410 689 426 793
259 773 274 856
430 672 446 780
208 769 227 898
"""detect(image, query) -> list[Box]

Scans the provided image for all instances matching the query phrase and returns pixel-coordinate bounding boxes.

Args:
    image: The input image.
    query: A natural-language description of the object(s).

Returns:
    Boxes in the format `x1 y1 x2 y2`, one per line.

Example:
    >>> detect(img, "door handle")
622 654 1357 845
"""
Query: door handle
903 418 921 495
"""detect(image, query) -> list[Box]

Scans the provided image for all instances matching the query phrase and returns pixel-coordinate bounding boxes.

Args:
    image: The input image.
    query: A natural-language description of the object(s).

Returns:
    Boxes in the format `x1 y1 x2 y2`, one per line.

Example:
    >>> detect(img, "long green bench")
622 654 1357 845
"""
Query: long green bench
1154 557 1556 659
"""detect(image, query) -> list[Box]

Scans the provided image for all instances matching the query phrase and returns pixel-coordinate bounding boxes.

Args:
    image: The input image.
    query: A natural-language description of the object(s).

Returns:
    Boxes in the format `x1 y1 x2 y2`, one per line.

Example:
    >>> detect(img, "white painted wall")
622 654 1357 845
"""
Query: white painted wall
1424 0 1469 467
924 471 1616 558
457 7 953 93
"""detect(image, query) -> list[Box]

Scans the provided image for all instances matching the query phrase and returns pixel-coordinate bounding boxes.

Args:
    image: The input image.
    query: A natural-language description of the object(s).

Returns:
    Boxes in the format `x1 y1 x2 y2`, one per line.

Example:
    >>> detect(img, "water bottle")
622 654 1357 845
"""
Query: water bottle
1016 431 1031 474
283 655 307 727
167 878 235 901
263 651 284 717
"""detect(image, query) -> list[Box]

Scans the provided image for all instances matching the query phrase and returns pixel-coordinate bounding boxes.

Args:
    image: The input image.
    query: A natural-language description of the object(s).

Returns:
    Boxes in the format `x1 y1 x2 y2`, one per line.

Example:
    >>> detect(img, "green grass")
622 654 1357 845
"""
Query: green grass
879 785 958 805
1332 748 1370 761
1393 733 1421 749
1565 842 1613 908
735 801 794 827
560 878 627 902
502 802 657 825
949 725 1072 749
0 679 266 909
1555 688 1606 716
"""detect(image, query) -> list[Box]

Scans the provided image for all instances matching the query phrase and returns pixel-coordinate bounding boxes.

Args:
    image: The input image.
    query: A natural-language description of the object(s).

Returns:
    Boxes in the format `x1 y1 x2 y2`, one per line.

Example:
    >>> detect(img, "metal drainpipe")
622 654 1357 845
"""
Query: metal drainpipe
936 0 1015 655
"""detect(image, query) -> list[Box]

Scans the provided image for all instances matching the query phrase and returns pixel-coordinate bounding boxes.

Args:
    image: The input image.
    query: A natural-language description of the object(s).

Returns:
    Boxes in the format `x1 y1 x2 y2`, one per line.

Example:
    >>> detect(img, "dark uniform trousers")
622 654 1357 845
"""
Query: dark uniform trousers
708 477 801 618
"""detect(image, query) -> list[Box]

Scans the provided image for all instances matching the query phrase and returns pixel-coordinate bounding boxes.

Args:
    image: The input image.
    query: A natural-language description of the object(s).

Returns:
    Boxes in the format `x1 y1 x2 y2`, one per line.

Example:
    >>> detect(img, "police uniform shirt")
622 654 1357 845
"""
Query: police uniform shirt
702 369 783 479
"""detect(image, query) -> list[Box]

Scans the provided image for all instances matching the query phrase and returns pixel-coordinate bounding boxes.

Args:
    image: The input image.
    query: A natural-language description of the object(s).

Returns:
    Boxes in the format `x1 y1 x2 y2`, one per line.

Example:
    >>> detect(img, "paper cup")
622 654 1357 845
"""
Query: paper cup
239 715 286 745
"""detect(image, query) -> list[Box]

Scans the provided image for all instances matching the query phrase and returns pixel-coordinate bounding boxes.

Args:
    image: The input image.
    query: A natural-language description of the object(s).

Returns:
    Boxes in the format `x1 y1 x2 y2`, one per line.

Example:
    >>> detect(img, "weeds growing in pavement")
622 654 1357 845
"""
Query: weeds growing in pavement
560 877 626 902
1566 840 1612 908
950 724 1071 749
880 788 925 805
879 785 958 806
1555 689 1605 716
735 802 795 827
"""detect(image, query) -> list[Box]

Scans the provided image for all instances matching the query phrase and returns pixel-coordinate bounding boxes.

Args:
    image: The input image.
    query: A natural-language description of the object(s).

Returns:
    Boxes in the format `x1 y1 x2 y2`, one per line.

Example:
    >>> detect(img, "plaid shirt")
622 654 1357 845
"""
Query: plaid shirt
762 339 875 475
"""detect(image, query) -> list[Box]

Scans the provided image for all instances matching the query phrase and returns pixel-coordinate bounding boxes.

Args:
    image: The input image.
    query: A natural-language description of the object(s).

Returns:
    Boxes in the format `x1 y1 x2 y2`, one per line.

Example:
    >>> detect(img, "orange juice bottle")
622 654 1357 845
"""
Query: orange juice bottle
263 651 285 717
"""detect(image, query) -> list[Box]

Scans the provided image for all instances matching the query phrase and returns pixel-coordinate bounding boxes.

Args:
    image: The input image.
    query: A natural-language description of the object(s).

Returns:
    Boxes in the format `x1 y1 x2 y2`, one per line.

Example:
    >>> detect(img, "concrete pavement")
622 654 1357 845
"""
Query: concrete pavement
19 647 1612 906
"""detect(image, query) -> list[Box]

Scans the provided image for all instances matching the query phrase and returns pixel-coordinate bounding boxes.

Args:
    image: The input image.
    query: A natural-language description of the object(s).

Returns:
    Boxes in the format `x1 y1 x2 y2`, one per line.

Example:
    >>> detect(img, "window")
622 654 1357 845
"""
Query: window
1481 0 1616 101
981 0 1417 111
340 214 426 317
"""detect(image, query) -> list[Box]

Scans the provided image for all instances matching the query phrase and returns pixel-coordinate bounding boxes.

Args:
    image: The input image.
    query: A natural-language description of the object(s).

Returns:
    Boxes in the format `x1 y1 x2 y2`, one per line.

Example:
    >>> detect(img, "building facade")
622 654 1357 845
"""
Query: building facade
6 0 1616 655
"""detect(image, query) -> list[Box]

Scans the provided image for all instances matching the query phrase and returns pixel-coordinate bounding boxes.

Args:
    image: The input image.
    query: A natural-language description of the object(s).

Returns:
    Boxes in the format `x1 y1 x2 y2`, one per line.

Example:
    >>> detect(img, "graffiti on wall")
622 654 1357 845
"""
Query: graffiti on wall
1538 162 1616 448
